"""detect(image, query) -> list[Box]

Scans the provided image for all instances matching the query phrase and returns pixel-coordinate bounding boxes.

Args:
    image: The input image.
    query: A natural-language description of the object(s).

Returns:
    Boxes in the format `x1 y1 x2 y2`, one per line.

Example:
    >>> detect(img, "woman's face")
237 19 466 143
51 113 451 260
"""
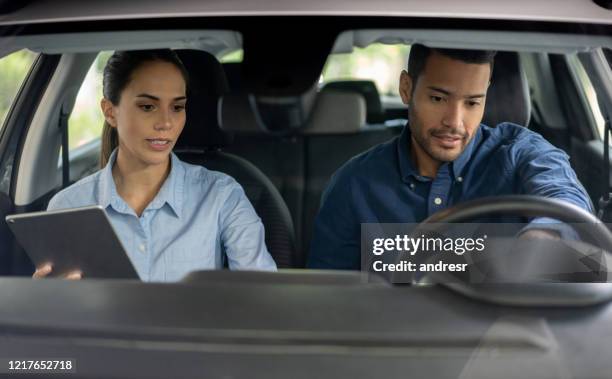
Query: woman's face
102 60 187 168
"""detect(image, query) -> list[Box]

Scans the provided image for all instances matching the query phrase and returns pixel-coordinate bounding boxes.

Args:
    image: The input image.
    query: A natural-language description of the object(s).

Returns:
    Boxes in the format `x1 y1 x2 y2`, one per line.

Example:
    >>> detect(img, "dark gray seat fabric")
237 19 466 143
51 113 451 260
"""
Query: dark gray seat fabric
222 62 242 91
174 49 296 268
175 49 233 150
219 86 400 265
483 51 531 127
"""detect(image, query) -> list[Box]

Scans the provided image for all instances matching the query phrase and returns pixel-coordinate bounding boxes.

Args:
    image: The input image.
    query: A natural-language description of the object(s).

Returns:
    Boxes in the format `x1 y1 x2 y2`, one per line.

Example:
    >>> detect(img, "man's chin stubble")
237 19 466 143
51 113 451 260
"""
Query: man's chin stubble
428 147 464 163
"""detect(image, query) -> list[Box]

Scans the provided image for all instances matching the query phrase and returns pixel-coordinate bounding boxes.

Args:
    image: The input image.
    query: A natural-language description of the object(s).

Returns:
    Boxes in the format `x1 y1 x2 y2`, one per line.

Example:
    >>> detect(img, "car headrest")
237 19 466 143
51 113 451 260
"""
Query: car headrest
302 89 367 135
219 84 317 134
322 80 385 124
219 89 366 135
483 51 531 127
174 49 232 151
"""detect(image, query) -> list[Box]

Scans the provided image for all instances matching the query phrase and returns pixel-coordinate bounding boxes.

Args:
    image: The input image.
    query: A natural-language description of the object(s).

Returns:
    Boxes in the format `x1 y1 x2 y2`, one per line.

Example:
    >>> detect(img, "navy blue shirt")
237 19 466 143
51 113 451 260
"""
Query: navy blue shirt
308 123 593 270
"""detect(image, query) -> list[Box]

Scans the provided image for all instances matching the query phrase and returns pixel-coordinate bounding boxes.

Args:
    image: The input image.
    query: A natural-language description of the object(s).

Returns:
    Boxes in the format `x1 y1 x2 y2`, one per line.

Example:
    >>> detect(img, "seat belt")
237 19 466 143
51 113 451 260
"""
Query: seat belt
598 116 612 222
58 107 70 189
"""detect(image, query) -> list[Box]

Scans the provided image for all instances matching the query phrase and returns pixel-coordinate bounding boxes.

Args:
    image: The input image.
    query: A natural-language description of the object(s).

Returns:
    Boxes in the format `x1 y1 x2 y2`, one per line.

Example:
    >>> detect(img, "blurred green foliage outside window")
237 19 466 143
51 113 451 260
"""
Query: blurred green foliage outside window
68 51 112 151
0 49 38 130
321 44 410 98
220 49 243 63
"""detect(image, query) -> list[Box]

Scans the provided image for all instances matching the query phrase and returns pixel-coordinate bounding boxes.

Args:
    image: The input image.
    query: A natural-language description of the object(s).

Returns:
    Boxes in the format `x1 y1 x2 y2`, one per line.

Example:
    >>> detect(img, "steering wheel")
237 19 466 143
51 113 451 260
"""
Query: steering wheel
420 195 612 251
390 195 612 306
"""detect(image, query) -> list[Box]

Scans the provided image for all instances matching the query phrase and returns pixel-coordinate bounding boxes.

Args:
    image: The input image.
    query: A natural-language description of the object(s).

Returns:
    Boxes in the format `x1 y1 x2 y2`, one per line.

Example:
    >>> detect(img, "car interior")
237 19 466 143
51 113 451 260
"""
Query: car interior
1 17 612 378
1 29 611 273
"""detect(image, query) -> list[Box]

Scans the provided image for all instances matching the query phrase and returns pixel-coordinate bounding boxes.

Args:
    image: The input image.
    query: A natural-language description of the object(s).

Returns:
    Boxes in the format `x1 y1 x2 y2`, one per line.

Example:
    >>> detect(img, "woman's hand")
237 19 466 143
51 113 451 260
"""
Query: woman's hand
32 263 82 280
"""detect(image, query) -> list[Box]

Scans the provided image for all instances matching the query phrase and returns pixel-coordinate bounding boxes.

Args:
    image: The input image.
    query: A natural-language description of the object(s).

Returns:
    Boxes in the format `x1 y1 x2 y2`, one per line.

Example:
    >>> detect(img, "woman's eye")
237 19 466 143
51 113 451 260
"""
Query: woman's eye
173 104 186 112
467 101 481 108
139 104 155 112
430 95 443 103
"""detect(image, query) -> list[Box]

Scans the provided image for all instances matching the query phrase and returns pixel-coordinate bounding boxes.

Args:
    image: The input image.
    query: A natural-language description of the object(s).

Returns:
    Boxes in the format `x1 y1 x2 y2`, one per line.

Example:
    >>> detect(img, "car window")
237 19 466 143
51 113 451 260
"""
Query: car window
321 43 410 101
568 55 607 140
219 49 243 63
0 49 38 131
68 51 112 152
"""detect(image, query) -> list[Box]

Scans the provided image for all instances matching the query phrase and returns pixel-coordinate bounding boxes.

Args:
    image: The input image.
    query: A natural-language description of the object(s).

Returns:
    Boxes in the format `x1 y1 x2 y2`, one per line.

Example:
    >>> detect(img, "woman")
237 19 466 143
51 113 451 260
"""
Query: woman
34 49 277 281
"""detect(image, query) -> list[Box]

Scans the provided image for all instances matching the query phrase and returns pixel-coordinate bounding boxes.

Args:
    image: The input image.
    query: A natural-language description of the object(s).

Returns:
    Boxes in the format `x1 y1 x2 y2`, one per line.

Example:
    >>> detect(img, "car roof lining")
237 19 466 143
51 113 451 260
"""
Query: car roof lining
0 30 243 59
2 28 611 61
331 29 612 54
1 0 612 26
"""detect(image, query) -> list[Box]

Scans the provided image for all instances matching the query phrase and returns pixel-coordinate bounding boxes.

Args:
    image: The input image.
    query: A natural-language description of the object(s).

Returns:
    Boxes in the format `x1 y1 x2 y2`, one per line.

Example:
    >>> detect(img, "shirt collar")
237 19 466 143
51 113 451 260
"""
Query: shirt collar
397 122 481 182
97 149 117 210
97 149 184 218
147 153 184 218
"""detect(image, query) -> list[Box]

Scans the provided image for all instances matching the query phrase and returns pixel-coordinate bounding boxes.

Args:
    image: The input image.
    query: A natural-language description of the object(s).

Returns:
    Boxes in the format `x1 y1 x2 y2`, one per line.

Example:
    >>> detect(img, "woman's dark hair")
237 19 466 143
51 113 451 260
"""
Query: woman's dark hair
407 43 496 89
100 49 189 167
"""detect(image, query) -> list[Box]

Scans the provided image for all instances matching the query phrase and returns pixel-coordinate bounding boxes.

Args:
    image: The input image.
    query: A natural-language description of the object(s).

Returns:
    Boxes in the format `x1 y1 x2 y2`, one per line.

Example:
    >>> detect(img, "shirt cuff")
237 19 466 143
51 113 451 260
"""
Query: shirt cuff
519 217 580 241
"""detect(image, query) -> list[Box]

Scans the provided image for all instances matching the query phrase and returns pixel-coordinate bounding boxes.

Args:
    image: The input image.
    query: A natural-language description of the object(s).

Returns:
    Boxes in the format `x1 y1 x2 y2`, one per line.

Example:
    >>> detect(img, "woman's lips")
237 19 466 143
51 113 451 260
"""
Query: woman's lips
146 139 171 151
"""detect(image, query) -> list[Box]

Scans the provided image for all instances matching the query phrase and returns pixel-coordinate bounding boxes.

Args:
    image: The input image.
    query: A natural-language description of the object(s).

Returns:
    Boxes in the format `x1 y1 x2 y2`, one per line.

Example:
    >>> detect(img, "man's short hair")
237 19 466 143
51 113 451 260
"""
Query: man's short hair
407 43 497 82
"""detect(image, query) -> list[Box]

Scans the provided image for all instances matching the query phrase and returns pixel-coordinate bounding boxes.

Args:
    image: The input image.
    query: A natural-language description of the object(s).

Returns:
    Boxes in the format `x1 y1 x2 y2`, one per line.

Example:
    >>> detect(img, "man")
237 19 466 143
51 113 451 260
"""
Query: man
308 44 593 270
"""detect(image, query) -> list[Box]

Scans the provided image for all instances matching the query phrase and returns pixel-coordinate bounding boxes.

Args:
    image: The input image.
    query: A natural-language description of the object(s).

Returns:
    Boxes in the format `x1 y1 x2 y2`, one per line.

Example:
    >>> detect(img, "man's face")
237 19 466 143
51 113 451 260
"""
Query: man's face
399 51 491 163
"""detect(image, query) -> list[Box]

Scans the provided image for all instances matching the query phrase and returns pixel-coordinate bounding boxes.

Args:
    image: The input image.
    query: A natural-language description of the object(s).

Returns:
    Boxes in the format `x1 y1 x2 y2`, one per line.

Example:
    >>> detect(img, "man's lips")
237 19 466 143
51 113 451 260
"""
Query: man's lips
432 133 463 148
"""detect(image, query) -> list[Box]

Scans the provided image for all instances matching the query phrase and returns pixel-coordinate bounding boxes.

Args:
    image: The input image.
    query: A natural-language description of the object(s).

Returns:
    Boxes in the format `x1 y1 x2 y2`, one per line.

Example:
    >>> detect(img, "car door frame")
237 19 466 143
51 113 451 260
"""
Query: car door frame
0 52 60 275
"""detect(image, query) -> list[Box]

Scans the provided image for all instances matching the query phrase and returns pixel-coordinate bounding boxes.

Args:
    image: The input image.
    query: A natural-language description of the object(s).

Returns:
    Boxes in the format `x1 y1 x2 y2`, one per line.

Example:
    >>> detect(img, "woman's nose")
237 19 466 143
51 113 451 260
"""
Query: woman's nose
154 109 173 130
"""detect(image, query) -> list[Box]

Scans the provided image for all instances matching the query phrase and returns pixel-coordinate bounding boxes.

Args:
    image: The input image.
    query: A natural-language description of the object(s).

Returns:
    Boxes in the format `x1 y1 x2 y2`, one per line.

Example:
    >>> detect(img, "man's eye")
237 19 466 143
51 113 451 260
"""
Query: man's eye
430 96 443 103
139 104 155 112
467 101 481 108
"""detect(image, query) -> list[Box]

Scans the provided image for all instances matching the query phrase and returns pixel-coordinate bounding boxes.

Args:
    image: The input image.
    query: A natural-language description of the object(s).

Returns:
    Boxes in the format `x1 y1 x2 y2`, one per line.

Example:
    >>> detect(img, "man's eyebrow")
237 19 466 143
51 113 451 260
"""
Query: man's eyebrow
427 86 485 99
135 94 187 101
428 86 451 96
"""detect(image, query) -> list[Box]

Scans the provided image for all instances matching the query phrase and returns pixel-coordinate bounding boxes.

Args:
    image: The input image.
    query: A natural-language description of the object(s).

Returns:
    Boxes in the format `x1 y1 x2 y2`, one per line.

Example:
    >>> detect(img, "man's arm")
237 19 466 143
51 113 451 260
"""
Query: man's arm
514 131 594 239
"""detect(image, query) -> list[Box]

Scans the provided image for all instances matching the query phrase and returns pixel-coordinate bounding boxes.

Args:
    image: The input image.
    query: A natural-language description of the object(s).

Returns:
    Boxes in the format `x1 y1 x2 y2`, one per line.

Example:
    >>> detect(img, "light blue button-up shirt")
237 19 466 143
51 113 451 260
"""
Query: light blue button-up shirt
47 149 277 281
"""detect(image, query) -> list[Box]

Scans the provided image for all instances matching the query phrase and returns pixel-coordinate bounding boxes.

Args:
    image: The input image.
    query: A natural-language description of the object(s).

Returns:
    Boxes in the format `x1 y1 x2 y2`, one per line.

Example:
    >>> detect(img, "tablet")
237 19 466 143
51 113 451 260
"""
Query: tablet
6 205 138 279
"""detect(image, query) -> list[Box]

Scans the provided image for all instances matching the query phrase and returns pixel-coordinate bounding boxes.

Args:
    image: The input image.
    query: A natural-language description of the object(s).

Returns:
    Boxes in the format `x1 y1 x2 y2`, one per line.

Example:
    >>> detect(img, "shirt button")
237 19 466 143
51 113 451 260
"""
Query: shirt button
457 176 463 183
434 197 442 205
138 244 146 252
410 183 415 189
